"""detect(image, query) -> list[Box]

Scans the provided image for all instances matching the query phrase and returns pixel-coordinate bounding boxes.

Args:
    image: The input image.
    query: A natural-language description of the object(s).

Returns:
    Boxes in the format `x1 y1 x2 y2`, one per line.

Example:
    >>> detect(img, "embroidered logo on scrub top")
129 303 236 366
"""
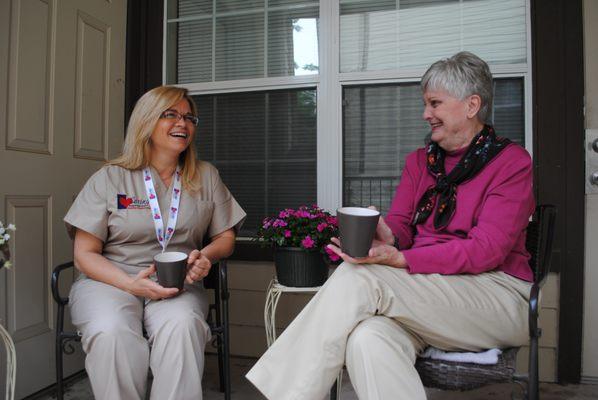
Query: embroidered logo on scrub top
117 194 150 210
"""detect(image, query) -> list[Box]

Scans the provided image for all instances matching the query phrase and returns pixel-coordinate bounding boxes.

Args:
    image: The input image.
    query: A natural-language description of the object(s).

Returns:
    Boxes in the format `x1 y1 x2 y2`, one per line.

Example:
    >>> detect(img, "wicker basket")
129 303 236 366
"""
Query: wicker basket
414 347 519 391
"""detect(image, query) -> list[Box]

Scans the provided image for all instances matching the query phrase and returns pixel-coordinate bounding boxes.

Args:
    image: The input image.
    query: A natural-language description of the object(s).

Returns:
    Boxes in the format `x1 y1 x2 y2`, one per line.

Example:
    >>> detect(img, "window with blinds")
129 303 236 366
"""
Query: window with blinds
342 78 525 213
166 0 320 83
165 0 530 244
340 0 527 72
192 89 317 236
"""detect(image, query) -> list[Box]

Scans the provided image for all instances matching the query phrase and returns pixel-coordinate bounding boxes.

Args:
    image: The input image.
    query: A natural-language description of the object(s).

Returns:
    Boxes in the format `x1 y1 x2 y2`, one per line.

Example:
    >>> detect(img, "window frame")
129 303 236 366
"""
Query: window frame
163 0 533 234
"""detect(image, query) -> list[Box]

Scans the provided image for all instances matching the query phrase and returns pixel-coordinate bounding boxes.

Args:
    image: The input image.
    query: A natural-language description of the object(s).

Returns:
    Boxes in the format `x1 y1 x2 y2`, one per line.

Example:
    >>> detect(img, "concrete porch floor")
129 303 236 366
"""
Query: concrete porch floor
30 354 598 400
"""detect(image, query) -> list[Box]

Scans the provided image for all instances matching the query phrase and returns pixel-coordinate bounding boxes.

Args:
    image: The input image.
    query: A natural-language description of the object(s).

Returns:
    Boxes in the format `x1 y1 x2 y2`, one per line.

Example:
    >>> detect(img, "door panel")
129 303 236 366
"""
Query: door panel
6 196 51 342
6 0 54 154
0 0 126 397
75 10 111 160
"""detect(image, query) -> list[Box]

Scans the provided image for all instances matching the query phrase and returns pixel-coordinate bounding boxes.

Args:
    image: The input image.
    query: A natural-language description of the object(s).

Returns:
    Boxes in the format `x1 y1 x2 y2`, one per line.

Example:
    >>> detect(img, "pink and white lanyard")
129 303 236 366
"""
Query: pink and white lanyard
143 166 182 252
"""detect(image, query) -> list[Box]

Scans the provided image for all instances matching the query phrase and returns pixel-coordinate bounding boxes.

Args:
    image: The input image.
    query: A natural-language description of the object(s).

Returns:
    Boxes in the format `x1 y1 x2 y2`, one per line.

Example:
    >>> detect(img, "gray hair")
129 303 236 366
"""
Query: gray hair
421 51 493 122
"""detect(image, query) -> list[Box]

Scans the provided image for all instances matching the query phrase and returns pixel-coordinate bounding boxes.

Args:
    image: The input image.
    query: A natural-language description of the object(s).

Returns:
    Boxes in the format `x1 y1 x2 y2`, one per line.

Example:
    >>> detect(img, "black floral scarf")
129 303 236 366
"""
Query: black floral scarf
411 125 512 230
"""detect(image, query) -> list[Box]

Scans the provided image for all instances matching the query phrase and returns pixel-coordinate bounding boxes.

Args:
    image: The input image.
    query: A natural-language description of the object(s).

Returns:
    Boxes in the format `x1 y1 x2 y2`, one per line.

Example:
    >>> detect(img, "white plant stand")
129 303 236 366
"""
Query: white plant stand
0 322 16 400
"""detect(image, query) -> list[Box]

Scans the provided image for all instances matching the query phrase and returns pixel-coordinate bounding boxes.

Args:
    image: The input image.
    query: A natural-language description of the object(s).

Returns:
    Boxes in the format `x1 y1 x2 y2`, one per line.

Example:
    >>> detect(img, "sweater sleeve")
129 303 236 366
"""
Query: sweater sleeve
402 148 534 275
385 151 420 250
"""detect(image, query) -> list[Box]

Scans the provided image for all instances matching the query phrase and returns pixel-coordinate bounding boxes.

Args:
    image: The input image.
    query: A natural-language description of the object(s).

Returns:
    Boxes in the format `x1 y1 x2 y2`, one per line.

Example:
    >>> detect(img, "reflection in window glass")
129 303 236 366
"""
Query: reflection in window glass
340 0 527 72
292 18 319 76
193 89 317 236
216 14 265 81
167 0 320 83
342 78 524 213
217 0 262 12
268 10 319 77
269 0 316 6
171 20 213 84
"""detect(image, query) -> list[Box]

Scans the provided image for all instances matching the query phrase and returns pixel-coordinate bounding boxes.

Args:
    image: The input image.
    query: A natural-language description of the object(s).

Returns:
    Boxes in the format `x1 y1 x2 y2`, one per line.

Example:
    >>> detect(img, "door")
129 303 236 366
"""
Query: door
583 0 598 384
0 0 126 397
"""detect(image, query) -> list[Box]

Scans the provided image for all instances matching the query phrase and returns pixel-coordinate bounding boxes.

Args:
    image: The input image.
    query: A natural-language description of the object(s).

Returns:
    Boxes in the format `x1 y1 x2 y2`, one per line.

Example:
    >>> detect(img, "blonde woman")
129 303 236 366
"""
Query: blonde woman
64 86 246 400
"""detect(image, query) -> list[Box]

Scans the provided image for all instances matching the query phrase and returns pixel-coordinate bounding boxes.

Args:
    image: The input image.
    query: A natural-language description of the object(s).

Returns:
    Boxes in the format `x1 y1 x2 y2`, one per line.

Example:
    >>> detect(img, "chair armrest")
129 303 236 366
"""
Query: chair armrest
219 260 229 301
528 283 541 338
51 262 75 306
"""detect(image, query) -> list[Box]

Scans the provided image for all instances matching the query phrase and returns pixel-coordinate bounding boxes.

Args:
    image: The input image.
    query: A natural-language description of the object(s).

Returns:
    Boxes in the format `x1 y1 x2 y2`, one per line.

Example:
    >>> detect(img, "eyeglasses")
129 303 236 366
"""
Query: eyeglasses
160 110 199 126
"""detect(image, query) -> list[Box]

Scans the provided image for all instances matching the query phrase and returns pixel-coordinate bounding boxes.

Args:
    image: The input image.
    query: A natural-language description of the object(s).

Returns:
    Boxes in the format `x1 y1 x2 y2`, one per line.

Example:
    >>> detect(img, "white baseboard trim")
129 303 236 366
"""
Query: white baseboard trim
581 375 598 385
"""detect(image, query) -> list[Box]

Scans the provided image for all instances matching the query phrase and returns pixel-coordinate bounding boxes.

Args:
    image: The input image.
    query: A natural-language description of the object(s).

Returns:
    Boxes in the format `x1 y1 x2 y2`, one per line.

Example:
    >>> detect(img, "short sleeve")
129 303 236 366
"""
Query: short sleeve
64 168 109 242
206 166 246 238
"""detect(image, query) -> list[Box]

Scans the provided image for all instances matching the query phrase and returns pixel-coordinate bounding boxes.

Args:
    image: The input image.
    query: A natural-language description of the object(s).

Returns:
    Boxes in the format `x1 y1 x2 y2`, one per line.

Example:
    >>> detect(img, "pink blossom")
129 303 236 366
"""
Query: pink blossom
295 210 311 218
301 235 315 249
284 230 292 238
262 218 272 229
278 210 290 218
325 246 340 262
317 222 328 232
272 219 288 228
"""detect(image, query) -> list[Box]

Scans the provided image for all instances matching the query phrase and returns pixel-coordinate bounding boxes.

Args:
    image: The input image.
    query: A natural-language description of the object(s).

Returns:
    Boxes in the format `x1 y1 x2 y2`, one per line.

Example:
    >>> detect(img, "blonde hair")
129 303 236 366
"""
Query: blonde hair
109 86 200 192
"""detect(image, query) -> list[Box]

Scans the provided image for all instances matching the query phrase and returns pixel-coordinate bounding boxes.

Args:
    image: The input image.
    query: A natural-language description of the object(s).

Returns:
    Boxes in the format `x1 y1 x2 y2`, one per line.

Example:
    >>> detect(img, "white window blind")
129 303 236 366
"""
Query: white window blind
193 89 317 236
166 0 320 84
343 78 525 213
165 0 531 240
340 0 527 72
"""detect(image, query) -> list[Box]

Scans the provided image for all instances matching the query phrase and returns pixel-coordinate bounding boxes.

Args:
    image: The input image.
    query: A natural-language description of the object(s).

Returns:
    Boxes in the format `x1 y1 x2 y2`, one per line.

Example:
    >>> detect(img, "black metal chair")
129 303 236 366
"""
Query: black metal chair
330 204 557 400
413 204 556 399
51 260 231 400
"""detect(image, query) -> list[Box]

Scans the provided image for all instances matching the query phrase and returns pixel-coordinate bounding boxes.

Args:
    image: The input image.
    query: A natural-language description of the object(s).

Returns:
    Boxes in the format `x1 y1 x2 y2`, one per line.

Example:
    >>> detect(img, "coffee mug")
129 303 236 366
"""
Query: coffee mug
337 207 380 258
154 251 188 291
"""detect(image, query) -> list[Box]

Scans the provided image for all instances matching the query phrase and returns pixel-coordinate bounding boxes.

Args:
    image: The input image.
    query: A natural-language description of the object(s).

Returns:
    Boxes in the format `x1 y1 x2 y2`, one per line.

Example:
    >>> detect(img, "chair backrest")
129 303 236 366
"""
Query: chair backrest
525 204 557 287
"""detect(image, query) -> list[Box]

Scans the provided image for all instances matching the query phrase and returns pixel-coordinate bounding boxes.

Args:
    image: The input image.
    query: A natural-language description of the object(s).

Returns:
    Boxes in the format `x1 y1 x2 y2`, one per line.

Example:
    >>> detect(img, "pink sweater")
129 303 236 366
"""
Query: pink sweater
386 143 535 282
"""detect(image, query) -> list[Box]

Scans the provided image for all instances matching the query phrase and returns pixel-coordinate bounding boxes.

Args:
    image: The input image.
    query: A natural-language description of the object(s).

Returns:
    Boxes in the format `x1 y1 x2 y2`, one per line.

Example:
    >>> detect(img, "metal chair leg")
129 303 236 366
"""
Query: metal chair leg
528 335 539 400
221 262 231 400
216 334 225 393
330 381 338 400
214 289 225 393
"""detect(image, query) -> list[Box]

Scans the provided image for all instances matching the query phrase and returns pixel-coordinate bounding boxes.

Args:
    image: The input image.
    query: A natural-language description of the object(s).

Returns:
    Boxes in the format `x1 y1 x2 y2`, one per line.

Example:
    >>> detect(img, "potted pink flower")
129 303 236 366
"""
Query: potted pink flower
257 205 339 287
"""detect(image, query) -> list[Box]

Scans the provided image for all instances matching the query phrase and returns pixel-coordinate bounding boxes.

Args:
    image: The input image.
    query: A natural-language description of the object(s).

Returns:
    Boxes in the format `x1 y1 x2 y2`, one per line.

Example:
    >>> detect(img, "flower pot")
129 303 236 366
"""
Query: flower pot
274 247 329 287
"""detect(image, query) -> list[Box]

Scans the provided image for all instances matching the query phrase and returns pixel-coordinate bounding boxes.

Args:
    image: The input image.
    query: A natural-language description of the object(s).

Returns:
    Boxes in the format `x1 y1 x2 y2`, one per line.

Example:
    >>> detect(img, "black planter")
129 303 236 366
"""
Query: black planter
274 247 329 287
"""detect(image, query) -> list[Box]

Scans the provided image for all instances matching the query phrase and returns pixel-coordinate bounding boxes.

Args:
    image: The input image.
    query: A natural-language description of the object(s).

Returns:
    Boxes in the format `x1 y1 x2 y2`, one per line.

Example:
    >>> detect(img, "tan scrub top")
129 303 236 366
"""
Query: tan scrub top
64 162 246 274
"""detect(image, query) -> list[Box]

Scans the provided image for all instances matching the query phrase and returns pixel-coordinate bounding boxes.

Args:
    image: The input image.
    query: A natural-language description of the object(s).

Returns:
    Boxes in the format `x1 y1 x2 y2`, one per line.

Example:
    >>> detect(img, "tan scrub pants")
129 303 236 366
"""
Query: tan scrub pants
69 277 211 400
246 262 531 400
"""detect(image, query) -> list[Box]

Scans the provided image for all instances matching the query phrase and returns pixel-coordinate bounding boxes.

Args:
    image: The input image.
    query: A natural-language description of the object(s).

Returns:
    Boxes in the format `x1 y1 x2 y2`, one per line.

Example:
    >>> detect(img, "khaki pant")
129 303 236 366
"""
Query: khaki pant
246 262 531 400
69 277 211 400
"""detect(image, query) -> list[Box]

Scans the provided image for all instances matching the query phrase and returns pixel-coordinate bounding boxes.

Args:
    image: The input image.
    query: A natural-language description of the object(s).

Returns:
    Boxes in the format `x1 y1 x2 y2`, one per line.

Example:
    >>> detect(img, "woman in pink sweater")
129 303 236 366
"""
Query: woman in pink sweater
247 52 534 400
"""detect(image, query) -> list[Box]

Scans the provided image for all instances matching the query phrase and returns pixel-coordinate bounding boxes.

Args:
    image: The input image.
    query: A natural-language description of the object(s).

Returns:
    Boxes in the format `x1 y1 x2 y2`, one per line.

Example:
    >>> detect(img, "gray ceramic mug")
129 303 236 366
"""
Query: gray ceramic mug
154 251 188 291
337 207 380 258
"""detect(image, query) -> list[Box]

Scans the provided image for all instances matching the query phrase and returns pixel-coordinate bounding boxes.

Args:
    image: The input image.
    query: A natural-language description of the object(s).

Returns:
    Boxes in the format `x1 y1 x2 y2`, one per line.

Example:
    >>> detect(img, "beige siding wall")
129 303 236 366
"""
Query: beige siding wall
217 260 314 358
516 273 559 382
